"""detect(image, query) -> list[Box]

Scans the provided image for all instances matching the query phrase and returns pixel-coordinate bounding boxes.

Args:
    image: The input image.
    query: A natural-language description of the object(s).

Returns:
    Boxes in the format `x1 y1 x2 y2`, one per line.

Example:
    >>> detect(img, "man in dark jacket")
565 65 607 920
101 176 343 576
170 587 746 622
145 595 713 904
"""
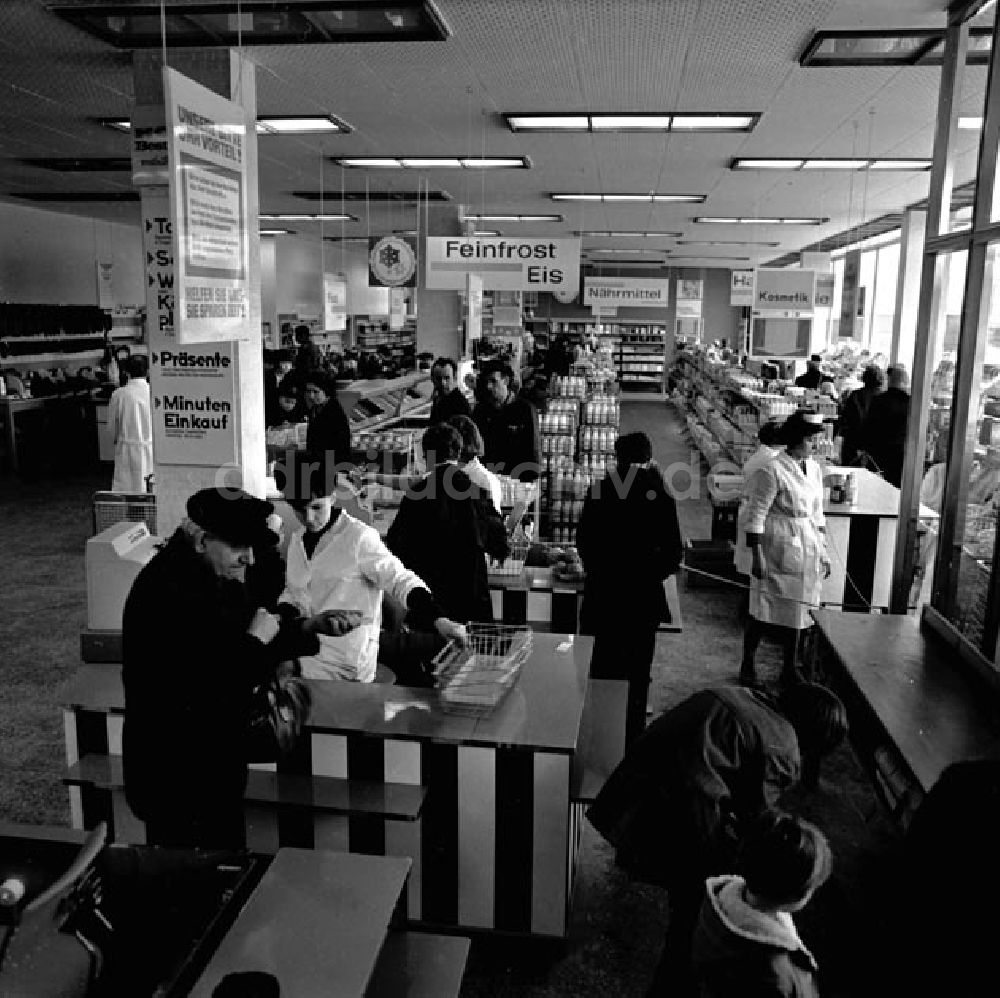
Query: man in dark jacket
577 431 684 746
794 355 833 391
304 369 353 485
588 682 847 997
838 364 884 467
429 356 472 425
122 488 358 848
861 363 910 486
386 422 509 625
472 360 541 481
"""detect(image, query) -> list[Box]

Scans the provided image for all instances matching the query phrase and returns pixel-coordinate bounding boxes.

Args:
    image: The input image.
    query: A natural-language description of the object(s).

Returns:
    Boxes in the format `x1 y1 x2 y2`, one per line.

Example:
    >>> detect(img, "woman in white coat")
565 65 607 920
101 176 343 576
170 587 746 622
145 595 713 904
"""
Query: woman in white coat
109 355 153 493
733 420 782 579
740 411 829 686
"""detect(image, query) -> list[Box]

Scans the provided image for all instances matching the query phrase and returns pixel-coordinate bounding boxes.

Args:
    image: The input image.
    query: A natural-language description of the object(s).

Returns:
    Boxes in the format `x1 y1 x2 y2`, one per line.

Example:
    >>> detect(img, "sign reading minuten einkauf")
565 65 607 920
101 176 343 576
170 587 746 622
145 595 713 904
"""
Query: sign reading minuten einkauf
150 345 237 466
425 236 581 291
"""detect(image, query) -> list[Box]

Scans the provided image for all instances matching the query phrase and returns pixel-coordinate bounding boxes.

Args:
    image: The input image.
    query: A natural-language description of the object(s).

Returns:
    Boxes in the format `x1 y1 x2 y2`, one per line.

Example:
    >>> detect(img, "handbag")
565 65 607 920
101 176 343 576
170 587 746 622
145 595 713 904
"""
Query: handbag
246 673 312 762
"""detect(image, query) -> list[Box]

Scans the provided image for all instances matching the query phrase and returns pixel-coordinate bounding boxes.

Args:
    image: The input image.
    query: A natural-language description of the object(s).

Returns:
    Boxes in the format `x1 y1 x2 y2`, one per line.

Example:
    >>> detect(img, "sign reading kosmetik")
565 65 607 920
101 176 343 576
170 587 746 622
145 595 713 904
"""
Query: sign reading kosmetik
425 236 581 291
754 268 816 316
150 345 237 465
164 67 251 344
584 277 669 309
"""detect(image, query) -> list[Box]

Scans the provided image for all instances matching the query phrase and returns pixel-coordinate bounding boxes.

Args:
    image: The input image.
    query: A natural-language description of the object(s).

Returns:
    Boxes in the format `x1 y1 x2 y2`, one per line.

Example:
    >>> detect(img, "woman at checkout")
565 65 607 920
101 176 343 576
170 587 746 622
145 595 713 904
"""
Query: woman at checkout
740 411 830 687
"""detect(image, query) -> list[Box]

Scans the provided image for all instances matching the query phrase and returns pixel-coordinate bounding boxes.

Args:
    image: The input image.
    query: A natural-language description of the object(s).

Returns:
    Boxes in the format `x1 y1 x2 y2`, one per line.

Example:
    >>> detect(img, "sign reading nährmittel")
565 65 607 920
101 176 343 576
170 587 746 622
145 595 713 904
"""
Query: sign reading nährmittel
425 236 581 291
753 268 816 316
584 277 669 308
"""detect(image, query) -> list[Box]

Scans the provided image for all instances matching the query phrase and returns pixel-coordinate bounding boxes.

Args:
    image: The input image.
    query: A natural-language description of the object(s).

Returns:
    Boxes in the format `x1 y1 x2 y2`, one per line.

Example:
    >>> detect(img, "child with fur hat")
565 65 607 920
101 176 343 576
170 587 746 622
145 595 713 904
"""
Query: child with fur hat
693 808 831 998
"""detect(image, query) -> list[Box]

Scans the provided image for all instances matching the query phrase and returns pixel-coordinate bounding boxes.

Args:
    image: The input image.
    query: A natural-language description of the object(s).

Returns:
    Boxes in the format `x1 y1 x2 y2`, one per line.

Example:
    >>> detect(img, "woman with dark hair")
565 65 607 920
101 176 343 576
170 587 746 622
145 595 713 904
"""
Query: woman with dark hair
577 430 684 746
741 412 829 686
303 369 352 486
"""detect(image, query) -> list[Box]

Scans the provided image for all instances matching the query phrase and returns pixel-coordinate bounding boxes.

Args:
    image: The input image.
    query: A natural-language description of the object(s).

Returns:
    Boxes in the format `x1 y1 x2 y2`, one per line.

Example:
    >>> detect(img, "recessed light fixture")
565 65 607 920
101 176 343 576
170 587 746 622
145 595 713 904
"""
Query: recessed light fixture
586 247 664 255
731 157 931 171
677 240 780 247
97 114 352 134
576 230 683 238
829 230 901 259
668 255 752 262
694 216 828 225
466 214 564 222
257 115 351 134
473 230 501 237
20 157 131 172
294 189 453 202
552 193 705 203
332 156 530 169
260 213 357 222
505 112 758 133
51 1 450 48
260 228 294 236
959 116 984 129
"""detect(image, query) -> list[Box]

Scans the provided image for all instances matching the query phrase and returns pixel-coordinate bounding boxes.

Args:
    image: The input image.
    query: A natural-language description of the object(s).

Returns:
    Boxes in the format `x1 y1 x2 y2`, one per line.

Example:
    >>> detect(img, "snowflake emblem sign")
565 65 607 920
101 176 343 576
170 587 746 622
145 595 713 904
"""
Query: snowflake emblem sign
379 244 401 269
370 235 416 286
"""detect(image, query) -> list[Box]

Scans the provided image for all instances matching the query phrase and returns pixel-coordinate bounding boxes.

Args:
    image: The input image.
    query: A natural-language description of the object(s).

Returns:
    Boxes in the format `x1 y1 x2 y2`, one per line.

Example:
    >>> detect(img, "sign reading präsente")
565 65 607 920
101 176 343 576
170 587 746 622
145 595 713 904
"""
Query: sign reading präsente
425 236 580 291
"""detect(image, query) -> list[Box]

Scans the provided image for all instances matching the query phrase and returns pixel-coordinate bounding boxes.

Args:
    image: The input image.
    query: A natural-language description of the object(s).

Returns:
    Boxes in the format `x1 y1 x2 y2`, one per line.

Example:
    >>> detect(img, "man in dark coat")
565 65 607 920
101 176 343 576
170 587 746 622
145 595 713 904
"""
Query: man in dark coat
838 364 884 467
862 363 910 486
122 488 358 848
472 359 541 481
577 431 684 746
794 355 833 391
386 422 509 626
588 682 847 996
428 356 472 425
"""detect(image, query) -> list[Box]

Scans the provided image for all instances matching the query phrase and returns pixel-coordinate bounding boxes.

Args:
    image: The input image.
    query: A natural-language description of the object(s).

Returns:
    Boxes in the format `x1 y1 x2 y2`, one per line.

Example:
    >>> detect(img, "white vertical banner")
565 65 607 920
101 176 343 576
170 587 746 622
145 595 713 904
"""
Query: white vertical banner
323 274 348 332
163 67 251 344
466 273 483 342
142 190 175 341
389 287 406 330
96 261 114 309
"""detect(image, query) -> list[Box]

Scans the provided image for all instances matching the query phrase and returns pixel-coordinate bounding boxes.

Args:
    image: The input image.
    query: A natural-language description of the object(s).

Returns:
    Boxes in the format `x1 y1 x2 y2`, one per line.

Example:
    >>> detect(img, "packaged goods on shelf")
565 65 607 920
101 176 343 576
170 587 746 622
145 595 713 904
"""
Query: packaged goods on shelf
497 476 539 507
541 433 575 456
581 396 620 426
578 425 617 455
551 375 588 399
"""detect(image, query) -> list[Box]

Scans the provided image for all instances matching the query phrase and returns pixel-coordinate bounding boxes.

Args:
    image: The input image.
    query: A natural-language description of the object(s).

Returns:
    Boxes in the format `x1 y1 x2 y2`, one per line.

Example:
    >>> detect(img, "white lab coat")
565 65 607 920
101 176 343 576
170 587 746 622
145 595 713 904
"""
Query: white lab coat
734 443 781 575
745 452 827 630
109 378 152 493
280 511 429 682
463 456 503 513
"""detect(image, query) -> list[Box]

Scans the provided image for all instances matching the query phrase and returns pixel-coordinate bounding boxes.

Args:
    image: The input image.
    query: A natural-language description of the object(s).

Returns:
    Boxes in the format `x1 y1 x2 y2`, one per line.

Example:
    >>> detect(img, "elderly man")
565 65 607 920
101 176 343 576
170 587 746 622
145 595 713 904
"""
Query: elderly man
122 487 358 848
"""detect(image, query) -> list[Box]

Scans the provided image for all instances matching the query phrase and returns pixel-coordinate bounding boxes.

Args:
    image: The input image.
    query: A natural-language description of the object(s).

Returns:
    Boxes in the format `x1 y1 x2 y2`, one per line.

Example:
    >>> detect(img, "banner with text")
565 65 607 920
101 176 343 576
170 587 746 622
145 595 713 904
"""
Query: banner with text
815 272 835 309
150 343 237 465
730 270 754 307
142 190 175 341
584 277 669 309
425 236 581 292
164 67 251 344
323 274 347 332
839 252 861 338
754 268 816 317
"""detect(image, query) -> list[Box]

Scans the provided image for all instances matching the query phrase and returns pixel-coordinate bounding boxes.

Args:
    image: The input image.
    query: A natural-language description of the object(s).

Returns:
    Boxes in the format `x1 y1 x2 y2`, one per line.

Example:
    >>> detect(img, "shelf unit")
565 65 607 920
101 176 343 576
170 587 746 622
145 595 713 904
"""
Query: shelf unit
616 324 668 400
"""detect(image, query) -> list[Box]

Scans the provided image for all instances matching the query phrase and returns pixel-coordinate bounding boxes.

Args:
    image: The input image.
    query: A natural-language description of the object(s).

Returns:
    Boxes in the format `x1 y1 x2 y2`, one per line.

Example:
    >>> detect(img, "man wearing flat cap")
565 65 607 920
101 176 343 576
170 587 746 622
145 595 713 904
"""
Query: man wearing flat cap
122 487 359 849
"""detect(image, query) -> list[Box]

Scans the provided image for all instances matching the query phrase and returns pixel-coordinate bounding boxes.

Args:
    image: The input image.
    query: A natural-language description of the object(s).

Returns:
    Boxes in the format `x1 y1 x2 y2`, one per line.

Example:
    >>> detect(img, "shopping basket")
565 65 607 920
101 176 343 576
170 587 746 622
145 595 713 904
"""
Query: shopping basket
431 623 533 716
486 534 530 576
92 491 157 536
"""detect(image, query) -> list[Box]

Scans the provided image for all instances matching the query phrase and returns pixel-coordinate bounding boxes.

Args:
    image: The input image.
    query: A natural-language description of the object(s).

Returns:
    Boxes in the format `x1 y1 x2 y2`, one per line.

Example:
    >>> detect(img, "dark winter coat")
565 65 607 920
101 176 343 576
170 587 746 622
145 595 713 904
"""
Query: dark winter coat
306 394 353 477
586 687 801 885
838 386 879 467
862 387 910 486
386 463 509 623
121 532 315 830
429 387 472 425
472 396 541 481
693 875 820 998
577 465 683 640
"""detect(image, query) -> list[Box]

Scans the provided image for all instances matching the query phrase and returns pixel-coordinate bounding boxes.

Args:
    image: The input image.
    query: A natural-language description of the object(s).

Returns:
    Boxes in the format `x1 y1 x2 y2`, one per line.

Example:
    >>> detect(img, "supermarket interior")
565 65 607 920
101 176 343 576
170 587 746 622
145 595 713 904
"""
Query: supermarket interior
3 1 1000 996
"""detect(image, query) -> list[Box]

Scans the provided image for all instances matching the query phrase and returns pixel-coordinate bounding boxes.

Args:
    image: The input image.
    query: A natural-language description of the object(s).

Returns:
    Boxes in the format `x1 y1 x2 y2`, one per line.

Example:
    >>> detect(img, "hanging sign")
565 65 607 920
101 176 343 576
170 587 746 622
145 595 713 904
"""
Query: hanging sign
425 236 581 291
466 273 483 342
369 235 417 287
815 273 835 309
149 343 237 465
730 270 754 307
389 288 407 330
323 274 347 332
131 105 169 187
163 67 251 344
584 277 669 308
96 261 114 309
754 268 816 316
839 252 860 338
142 190 175 340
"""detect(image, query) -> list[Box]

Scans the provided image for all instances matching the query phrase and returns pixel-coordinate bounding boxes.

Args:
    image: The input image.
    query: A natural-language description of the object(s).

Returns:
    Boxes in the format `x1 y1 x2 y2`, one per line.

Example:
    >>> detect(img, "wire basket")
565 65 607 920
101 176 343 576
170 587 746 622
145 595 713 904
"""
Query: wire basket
92 491 156 536
486 535 530 576
432 623 533 716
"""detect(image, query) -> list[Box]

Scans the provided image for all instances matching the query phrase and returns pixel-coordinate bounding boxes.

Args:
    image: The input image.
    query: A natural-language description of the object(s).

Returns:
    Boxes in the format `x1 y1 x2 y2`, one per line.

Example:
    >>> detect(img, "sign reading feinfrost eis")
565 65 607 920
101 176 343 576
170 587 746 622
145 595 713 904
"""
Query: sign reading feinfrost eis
583 277 669 308
754 268 816 316
163 68 251 344
425 236 581 291
150 344 237 465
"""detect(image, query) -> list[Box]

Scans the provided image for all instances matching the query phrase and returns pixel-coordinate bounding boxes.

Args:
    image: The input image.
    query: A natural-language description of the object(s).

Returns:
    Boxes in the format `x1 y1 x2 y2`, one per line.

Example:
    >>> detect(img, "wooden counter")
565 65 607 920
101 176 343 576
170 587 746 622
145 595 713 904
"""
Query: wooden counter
60 633 606 939
821 467 937 612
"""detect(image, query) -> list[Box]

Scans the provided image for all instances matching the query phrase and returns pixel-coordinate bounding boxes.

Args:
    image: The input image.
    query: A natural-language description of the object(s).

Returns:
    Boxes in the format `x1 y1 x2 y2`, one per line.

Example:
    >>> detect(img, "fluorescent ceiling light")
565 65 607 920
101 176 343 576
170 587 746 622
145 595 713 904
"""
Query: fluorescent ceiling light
260 213 356 222
506 115 590 130
829 229 901 259
96 117 131 132
333 156 529 169
868 159 932 170
802 158 870 170
260 228 293 236
591 115 672 130
670 114 756 131
669 255 751 261
959 116 984 129
257 115 349 134
586 247 664 255
577 230 682 237
678 240 780 247
733 159 804 170
503 112 758 133
552 193 704 203
695 216 827 225
473 230 501 236
467 214 563 222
